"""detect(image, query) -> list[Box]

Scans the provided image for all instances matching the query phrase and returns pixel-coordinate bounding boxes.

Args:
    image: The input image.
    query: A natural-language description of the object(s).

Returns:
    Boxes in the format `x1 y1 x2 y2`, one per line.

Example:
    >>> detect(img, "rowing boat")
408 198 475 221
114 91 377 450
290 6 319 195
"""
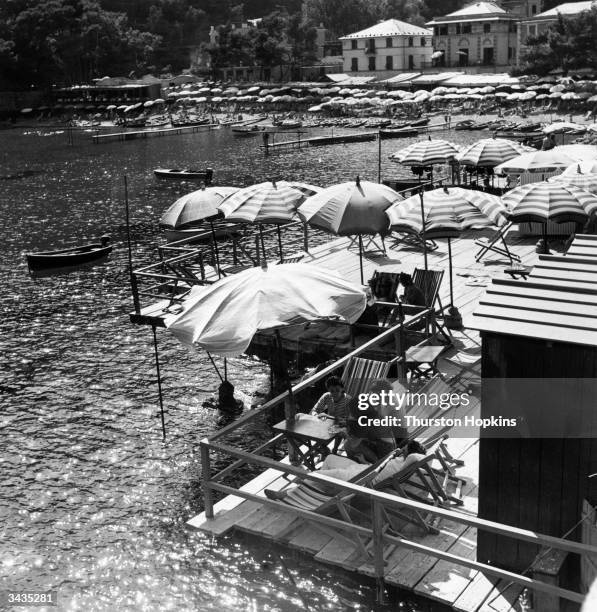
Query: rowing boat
26 236 112 271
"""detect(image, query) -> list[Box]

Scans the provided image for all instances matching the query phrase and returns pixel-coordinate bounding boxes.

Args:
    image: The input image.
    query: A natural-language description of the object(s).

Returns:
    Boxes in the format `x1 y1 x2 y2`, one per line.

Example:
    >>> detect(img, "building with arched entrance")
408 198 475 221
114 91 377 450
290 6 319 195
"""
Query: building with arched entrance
426 1 519 70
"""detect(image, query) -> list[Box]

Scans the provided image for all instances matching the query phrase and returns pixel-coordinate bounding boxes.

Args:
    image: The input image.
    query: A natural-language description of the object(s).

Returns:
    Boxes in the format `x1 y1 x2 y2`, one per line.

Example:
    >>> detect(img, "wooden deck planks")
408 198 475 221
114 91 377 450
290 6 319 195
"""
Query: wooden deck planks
453 571 500 612
413 526 478 605
477 580 523 612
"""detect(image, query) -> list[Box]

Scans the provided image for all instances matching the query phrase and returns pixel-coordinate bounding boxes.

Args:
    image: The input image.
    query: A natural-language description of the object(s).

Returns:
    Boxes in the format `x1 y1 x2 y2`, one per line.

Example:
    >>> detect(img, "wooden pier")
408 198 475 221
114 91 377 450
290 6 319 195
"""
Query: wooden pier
128 224 596 610
91 122 220 143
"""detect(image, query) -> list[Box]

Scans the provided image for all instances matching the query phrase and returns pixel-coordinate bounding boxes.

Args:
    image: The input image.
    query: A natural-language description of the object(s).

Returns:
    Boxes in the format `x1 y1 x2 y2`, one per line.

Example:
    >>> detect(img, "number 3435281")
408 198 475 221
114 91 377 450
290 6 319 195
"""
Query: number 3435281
1 591 57 607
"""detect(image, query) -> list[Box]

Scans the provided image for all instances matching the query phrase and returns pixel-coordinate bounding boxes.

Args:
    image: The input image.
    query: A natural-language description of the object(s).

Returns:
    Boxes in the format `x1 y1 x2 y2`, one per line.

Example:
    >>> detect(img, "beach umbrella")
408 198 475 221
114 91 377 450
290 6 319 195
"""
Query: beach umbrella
164 263 366 360
562 160 597 175
298 177 400 283
495 149 581 174
21 108 33 114
218 181 320 262
389 139 460 166
160 186 238 228
549 169 597 193
502 181 597 253
543 121 586 134
386 187 507 322
456 138 532 167
143 100 154 108
106 104 117 110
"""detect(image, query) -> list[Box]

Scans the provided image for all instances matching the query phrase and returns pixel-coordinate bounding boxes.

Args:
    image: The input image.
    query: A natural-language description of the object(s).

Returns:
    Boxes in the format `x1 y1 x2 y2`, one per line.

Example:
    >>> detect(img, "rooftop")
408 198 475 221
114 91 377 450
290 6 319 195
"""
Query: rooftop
427 1 516 24
339 18 432 39
534 0 596 18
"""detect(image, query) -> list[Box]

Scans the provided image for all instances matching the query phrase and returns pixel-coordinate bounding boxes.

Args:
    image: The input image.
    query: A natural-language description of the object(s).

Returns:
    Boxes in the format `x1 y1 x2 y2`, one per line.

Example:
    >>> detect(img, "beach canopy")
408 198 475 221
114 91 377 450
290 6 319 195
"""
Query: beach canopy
160 186 238 228
297 177 399 235
562 160 597 175
549 170 597 193
495 149 584 174
164 263 366 356
389 139 460 166
218 181 319 224
456 138 532 167
503 181 597 224
386 187 508 238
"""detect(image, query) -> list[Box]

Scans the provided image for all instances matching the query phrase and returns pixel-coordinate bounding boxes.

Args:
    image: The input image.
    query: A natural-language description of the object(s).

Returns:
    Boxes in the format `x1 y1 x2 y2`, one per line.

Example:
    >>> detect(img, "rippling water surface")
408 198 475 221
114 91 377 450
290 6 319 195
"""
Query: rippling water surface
0 124 483 611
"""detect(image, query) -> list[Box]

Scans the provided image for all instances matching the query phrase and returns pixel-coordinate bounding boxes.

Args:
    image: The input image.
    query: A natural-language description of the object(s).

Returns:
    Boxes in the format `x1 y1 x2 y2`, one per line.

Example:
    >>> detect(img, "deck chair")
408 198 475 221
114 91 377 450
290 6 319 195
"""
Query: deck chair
410 268 451 343
276 251 306 265
474 221 521 264
389 232 438 252
347 233 386 255
341 356 391 400
443 350 481 392
375 440 466 510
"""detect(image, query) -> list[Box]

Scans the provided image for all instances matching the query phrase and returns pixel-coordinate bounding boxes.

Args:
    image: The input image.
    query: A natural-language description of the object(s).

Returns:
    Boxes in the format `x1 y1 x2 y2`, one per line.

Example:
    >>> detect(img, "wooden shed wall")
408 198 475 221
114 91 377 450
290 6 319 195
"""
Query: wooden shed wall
478 332 597 572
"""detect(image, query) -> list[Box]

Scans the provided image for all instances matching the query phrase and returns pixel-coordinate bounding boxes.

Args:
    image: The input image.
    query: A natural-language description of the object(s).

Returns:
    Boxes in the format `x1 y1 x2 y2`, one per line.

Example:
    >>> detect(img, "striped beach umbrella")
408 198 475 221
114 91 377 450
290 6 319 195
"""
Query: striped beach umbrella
218 180 319 223
503 181 597 252
218 180 321 263
387 187 508 313
549 170 597 194
386 187 507 237
456 138 533 168
160 186 238 228
389 139 460 166
298 177 400 282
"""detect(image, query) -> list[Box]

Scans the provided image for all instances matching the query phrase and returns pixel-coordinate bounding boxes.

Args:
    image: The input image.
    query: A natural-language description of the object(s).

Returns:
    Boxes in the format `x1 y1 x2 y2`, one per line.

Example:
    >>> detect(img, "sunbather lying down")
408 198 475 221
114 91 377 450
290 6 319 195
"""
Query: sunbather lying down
264 441 427 501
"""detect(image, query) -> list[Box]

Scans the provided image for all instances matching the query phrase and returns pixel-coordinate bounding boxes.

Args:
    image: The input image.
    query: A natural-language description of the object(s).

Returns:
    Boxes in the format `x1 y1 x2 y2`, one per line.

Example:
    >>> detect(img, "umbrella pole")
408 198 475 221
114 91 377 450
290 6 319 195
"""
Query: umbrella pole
224 358 227 381
206 351 224 383
448 237 454 306
444 238 462 331
275 329 296 420
377 129 382 183
259 225 267 262
210 221 222 279
152 326 167 441
419 190 428 271
358 234 364 284
277 224 284 262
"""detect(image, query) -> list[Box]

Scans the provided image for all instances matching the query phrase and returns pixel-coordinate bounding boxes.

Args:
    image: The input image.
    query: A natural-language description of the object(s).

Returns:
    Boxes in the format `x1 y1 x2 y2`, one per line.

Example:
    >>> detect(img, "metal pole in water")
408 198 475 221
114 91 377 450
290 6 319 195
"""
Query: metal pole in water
377 130 382 183
152 326 167 441
124 175 141 314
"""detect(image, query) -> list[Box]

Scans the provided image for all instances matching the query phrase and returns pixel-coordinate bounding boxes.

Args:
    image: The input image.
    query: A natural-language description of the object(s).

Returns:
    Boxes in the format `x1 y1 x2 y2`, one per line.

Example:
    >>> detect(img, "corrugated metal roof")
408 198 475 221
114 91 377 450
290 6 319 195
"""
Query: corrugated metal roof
470 236 597 347
443 1 507 17
340 19 432 39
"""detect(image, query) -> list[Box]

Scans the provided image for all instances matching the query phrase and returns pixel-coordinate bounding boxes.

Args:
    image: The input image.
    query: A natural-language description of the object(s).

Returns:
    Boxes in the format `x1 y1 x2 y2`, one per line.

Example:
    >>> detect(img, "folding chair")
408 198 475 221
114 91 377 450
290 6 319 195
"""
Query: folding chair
347 233 386 255
276 252 306 264
442 350 482 393
411 268 451 343
474 221 521 264
341 356 391 399
389 232 438 252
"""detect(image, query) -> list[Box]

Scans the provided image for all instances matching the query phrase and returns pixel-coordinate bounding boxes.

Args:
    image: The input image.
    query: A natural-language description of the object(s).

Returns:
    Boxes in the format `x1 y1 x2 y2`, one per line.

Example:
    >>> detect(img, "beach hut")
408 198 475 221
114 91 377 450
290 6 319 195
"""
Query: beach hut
470 235 597 575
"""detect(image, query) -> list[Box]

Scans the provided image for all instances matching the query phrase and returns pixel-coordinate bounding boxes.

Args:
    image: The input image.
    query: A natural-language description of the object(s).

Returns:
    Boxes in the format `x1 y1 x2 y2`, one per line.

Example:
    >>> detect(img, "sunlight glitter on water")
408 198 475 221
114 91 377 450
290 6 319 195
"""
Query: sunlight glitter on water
0 124 489 611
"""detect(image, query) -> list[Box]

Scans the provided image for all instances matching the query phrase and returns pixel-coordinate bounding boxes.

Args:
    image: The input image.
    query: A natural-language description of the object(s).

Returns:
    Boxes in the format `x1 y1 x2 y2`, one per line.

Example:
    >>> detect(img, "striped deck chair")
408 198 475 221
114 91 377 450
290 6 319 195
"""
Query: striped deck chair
375 437 467 510
474 220 521 264
410 268 452 342
341 357 391 400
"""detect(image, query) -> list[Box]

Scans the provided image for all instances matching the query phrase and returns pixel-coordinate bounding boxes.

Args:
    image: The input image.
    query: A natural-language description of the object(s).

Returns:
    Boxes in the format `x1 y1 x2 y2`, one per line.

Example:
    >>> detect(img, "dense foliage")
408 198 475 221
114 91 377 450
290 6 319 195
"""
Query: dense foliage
519 7 597 75
0 0 472 89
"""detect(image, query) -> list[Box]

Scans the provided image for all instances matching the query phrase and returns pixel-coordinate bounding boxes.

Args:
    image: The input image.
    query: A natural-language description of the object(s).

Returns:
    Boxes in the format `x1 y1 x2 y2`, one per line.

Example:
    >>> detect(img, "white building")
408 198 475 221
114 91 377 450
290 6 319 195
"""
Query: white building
339 19 433 75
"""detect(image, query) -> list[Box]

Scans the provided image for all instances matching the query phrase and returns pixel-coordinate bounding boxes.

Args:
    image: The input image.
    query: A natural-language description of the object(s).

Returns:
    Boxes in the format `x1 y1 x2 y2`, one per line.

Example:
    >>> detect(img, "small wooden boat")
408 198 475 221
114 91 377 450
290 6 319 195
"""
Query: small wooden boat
27 236 112 271
231 125 266 136
154 168 214 182
379 127 419 139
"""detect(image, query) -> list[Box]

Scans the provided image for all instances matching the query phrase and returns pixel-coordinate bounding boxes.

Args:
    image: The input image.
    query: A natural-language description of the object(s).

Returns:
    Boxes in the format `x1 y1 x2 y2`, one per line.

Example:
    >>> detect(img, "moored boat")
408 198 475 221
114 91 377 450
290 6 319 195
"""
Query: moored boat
154 168 214 182
26 236 112 271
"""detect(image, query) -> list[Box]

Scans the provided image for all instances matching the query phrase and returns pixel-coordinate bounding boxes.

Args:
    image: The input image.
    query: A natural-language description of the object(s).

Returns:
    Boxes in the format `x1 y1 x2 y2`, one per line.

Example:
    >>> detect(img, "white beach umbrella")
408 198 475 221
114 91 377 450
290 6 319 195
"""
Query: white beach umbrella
160 186 238 228
165 263 366 357
549 170 597 193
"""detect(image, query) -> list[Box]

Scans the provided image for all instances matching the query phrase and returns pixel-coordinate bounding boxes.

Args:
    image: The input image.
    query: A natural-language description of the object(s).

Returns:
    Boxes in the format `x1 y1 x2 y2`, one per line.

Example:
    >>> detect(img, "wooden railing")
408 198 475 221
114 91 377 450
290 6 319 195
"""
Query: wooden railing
197 318 594 606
